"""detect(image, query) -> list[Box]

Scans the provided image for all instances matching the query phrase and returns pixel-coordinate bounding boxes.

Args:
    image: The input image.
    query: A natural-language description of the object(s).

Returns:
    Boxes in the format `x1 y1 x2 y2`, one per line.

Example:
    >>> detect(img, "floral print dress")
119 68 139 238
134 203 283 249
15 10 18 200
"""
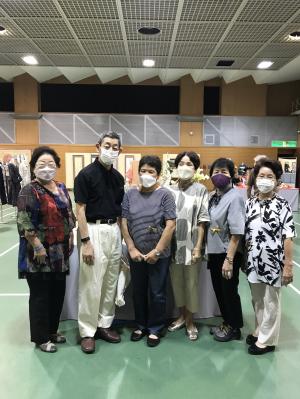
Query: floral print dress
245 195 295 287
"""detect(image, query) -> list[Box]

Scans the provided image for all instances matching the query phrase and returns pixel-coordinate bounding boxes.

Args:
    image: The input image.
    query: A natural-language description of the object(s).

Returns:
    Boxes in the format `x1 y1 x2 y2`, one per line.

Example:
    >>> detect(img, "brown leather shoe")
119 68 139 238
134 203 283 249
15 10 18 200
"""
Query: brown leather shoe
81 337 95 354
95 328 121 343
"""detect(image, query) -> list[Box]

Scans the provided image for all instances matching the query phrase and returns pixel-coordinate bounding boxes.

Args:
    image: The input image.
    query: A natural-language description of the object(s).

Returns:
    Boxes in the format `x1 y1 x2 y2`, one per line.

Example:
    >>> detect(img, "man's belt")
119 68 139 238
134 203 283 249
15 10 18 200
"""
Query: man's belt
87 218 117 225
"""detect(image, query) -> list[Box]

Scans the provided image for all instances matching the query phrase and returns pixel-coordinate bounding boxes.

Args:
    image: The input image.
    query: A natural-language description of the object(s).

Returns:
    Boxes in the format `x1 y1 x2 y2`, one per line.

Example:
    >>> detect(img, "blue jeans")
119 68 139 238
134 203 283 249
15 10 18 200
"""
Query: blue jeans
130 257 170 334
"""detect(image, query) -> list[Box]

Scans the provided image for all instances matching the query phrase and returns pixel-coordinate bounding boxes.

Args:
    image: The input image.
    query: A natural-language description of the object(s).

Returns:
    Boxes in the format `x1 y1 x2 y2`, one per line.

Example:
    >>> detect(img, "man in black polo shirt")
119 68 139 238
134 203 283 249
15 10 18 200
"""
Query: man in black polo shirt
74 132 124 354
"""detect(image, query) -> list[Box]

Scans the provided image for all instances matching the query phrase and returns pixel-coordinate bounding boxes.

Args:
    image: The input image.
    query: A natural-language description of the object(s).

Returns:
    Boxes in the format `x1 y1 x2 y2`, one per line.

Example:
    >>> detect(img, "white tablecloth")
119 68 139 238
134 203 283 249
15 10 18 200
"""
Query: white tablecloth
236 187 299 211
61 245 220 321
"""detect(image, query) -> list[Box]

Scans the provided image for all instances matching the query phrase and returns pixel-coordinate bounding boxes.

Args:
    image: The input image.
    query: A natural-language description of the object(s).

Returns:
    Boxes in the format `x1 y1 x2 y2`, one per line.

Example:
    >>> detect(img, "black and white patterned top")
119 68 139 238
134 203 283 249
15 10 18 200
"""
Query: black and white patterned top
245 195 295 287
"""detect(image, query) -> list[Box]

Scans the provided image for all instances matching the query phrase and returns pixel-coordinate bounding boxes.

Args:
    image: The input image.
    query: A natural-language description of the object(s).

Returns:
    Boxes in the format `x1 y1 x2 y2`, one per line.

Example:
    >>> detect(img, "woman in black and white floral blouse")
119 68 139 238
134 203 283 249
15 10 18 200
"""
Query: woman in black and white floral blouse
245 159 295 355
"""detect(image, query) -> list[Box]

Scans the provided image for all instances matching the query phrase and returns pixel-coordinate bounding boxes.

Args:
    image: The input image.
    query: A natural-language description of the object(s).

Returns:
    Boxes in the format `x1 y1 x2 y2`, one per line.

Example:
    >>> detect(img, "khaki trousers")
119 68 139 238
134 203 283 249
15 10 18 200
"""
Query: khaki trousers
170 263 199 313
250 282 281 346
78 222 122 338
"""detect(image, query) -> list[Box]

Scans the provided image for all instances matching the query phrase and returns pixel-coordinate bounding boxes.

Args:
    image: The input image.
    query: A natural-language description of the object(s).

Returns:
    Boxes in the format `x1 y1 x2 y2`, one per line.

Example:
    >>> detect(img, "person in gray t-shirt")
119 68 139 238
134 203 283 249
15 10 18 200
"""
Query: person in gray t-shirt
121 155 176 347
207 158 245 343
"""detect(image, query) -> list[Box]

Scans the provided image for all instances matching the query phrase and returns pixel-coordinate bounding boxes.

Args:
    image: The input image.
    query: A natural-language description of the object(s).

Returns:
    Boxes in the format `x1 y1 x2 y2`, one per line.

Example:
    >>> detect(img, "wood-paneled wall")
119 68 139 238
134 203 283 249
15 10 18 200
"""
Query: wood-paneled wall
267 80 300 116
221 76 267 116
13 73 39 144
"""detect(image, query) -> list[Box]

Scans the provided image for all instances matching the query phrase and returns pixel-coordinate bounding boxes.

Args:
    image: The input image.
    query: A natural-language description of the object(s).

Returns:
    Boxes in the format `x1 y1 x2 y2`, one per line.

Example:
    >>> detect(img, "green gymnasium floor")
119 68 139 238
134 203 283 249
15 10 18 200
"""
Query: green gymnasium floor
1 203 300 399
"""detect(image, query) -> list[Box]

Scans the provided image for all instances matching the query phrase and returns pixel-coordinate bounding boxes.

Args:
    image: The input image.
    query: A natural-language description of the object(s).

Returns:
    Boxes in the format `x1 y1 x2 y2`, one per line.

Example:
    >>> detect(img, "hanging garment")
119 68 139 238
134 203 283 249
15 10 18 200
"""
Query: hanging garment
0 165 7 205
19 160 31 187
8 163 22 206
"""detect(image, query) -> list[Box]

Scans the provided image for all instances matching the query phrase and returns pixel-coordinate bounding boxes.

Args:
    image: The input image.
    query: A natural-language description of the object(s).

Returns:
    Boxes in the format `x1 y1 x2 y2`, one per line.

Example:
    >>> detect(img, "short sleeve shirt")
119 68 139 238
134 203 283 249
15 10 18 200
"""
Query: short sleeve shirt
245 195 296 287
207 188 245 254
74 158 124 221
122 187 176 258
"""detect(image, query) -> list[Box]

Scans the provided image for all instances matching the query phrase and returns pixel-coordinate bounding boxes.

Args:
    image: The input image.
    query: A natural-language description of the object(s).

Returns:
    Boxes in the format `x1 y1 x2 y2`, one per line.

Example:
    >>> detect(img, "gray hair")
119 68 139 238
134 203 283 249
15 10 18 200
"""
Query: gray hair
254 154 267 164
98 131 121 147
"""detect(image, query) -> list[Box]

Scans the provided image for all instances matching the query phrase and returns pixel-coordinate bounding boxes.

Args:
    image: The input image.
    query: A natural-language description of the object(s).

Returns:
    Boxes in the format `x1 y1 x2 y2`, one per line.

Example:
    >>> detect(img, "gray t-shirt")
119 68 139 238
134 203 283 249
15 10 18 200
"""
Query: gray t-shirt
207 188 245 254
122 187 176 258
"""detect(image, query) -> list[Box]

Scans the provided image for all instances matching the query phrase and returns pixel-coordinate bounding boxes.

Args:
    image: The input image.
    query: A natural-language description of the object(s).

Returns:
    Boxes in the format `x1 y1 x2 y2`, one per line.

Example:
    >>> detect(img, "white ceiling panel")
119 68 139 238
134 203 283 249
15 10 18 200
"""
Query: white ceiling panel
90 55 128 67
0 0 62 18
0 38 41 53
82 40 126 56
33 39 83 55
0 54 14 65
173 42 217 57
181 0 243 22
70 19 123 40
128 41 170 56
216 42 263 58
169 57 208 69
237 0 300 23
177 22 229 42
122 0 179 21
225 22 283 43
58 0 119 19
13 18 73 39
259 43 300 59
6 53 52 66
48 54 90 67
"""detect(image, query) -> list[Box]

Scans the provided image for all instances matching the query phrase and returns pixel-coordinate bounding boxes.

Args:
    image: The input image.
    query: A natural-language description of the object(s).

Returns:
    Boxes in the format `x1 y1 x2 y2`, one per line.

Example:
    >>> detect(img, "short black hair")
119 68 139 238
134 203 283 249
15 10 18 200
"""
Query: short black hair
98 131 121 147
209 158 235 179
174 151 200 170
30 146 61 172
139 155 162 175
253 159 283 180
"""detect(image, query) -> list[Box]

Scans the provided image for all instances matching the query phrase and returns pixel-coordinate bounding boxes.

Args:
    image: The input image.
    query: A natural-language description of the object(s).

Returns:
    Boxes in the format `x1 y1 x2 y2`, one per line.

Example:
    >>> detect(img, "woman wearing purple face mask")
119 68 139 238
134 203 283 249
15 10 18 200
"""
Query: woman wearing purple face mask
207 158 245 342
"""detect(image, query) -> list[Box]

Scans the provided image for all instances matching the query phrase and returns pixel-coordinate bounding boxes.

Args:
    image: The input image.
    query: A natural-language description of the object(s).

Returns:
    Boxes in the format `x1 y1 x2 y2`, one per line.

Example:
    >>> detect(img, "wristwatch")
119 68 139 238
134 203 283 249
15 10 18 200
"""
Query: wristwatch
154 250 161 257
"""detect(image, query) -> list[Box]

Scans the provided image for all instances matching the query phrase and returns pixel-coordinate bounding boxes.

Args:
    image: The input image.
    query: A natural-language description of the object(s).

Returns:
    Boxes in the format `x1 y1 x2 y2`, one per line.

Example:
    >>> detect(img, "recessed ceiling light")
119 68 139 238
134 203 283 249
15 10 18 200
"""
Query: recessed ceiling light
0 25 7 35
288 31 300 41
257 61 273 69
138 27 160 36
143 59 155 67
22 55 38 65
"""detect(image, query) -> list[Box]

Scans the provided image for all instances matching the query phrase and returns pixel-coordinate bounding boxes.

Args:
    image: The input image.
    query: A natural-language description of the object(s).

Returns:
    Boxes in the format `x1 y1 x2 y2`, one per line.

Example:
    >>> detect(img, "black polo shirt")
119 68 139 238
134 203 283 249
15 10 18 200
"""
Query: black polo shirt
74 158 124 221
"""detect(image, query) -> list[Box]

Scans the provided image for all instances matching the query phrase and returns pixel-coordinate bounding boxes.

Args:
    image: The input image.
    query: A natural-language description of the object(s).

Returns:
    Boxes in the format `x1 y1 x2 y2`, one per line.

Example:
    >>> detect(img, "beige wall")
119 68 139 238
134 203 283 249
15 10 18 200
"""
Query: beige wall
221 76 267 116
180 75 204 116
267 80 300 116
13 73 39 145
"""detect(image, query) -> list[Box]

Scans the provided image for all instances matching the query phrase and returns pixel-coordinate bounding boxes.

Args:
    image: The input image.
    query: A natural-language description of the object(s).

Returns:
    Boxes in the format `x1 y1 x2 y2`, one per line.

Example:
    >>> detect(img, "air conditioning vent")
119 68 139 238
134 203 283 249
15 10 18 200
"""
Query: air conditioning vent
249 135 259 144
204 134 215 145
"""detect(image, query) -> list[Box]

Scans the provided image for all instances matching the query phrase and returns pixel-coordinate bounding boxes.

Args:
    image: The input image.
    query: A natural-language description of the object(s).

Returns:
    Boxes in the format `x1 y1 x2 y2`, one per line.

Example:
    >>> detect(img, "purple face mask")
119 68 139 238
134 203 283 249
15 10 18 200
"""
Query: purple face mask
211 173 231 189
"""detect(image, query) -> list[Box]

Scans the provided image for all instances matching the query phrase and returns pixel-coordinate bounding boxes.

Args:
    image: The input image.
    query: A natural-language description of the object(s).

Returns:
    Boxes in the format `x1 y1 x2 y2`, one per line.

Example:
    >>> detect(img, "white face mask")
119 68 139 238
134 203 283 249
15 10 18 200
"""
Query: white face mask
139 174 157 188
34 166 56 182
99 148 119 166
177 165 194 180
256 178 275 194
